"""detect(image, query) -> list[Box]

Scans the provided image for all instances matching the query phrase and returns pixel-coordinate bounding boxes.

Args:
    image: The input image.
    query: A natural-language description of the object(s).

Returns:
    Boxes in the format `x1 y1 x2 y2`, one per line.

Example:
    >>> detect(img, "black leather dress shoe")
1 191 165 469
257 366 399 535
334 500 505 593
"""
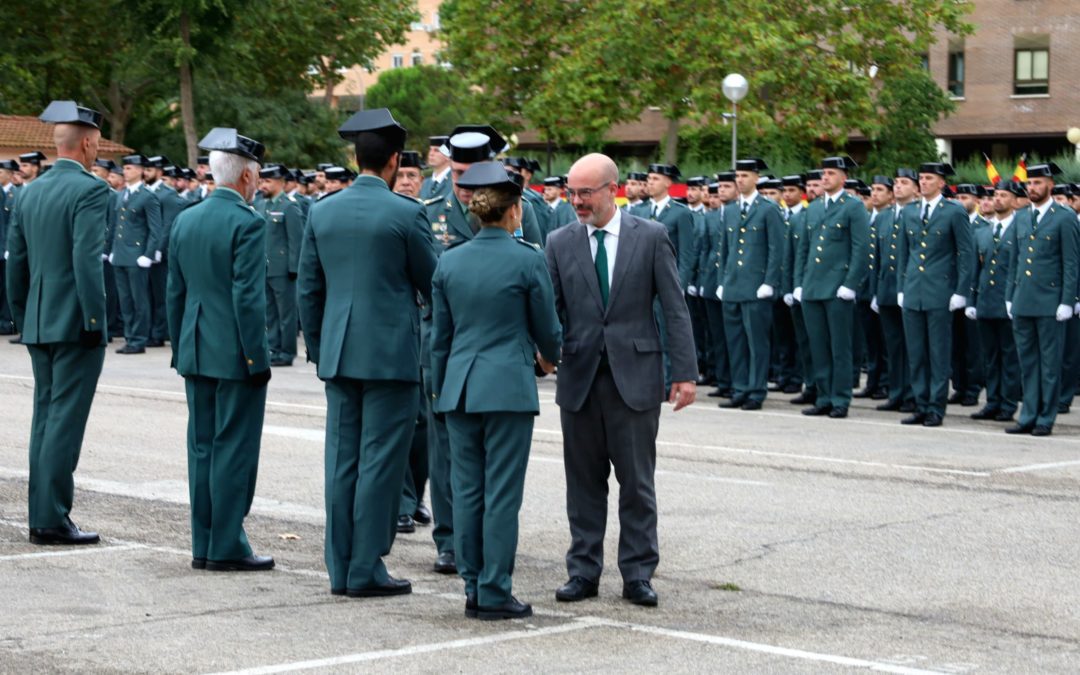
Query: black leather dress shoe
1032 425 1053 437
960 396 979 407
397 514 415 533
29 519 100 546
465 593 478 618
782 383 803 394
1058 403 1071 415
922 412 943 427
719 397 747 409
192 557 206 570
346 576 412 598
205 554 275 572
802 404 833 416
622 580 658 607
434 551 457 574
146 339 165 348
970 407 1000 420
270 358 294 367
1005 423 1034 435
870 387 890 400
413 504 432 525
740 400 762 411
706 388 726 398
555 576 599 602
876 399 902 411
330 587 346 596
900 413 927 425
947 392 963 404
115 344 145 354
828 407 848 419
852 388 872 399
790 392 816 405
994 410 1016 422
9 335 22 344
899 401 917 413
478 596 532 620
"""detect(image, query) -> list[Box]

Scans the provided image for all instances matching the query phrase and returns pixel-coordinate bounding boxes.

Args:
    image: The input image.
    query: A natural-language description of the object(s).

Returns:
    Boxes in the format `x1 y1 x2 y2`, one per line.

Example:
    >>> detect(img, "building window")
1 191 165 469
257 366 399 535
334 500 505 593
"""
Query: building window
391 54 404 69
918 53 929 70
1014 48 1049 95
411 51 423 66
948 50 964 97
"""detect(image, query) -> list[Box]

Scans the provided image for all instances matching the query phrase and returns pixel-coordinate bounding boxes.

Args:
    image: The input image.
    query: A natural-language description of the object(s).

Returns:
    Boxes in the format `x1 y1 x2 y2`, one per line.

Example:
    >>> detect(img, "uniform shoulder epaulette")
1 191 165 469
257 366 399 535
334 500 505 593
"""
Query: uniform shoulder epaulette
446 238 468 250
390 191 423 205
423 196 443 206
316 189 343 202
286 194 297 203
515 238 542 252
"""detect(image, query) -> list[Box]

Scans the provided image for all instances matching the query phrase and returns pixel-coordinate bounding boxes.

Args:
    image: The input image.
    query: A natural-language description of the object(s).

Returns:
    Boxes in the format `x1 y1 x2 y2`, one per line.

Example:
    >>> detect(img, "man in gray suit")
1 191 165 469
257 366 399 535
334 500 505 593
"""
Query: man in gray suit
545 153 697 608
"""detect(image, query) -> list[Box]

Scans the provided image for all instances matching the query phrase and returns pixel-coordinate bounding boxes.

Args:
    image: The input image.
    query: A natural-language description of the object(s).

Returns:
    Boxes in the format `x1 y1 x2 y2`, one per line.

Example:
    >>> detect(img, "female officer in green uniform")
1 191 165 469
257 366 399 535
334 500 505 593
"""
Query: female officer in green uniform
430 162 563 620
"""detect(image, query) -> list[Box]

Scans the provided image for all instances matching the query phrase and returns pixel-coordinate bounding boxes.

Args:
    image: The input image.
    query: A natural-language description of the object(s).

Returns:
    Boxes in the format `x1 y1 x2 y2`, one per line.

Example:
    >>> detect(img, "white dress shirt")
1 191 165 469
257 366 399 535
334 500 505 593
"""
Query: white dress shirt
920 193 943 219
1032 199 1052 224
587 208 621 288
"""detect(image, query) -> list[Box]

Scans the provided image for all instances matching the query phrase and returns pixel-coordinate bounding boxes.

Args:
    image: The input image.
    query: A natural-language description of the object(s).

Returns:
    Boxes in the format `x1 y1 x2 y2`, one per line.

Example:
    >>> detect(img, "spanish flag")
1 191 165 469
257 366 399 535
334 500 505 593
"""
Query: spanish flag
984 154 1001 185
1012 154 1027 182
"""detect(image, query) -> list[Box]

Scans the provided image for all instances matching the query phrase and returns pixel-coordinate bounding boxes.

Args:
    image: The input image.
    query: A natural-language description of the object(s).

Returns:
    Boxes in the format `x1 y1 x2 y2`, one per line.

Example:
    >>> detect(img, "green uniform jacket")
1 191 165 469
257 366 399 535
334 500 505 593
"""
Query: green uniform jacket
780 205 806 296
430 228 562 414
1006 204 1079 317
107 183 163 265
150 182 187 253
856 207 876 299
0 185 15 246
697 207 724 296
799 194 871 302
871 207 901 305
523 188 551 243
298 175 438 380
420 172 452 202
6 159 108 343
167 187 270 378
547 198 577 231
970 217 1016 320
897 198 974 311
717 194 783 301
649 198 696 288
425 192 542 253
688 207 707 288
258 192 303 277
289 190 312 220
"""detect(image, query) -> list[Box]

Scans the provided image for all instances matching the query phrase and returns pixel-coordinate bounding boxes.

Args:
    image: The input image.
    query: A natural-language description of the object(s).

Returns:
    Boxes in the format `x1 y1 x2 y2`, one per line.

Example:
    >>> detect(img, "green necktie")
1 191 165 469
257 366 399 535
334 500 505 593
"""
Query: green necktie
594 230 609 307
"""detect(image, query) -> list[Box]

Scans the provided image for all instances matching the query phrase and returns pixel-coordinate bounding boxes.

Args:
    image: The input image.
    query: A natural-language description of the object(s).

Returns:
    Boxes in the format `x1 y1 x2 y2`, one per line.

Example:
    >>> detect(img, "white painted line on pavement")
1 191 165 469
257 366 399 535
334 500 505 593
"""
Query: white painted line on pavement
995 458 1080 474
205 620 597 675
0 543 141 562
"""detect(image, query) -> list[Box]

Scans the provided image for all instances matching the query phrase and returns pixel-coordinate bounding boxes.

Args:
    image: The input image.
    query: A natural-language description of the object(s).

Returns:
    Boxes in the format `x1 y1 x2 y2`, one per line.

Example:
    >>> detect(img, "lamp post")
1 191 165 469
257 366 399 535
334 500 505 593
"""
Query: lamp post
722 73 749 170
1068 127 1080 162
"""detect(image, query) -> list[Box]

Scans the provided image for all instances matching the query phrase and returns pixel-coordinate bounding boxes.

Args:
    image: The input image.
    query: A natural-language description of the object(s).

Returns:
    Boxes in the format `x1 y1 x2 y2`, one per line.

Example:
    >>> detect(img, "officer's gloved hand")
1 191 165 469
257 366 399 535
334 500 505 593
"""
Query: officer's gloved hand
836 285 856 301
1075 302 1080 317
793 287 802 303
756 284 774 300
715 286 724 301
136 255 153 268
948 294 967 311
687 286 699 297
288 272 298 281
78 330 103 349
964 307 977 321
1056 303 1073 322
101 253 108 262
870 296 879 314
897 292 904 309
247 369 272 388
154 250 162 263
107 253 114 265
1005 301 1013 319
783 293 794 307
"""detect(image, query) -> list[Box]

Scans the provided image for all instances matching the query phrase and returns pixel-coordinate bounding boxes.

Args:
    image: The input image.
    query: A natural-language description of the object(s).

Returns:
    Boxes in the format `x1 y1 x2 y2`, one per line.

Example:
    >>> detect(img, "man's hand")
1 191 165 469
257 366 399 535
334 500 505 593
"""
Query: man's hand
247 369 272 388
1006 300 1012 319
756 284 774 300
154 250 162 263
870 296 879 314
1056 303 1073 322
964 307 977 321
793 287 802 303
836 285 856 301
897 292 904 309
535 352 556 375
715 286 723 301
783 293 794 307
107 253 114 265
687 286 699 297
136 255 153 269
669 381 697 411
949 294 967 311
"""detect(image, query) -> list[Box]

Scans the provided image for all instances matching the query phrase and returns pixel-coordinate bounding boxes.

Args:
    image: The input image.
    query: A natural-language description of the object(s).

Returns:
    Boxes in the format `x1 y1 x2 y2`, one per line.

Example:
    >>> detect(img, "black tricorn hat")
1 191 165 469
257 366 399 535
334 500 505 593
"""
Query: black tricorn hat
918 162 955 178
1027 162 1062 178
122 154 148 166
146 155 171 169
626 171 648 181
735 157 769 173
19 151 47 164
686 176 708 187
198 128 265 162
196 155 210 165
895 167 918 182
324 166 355 181
338 108 407 150
995 180 1028 198
781 174 806 188
647 163 681 180
93 158 117 171
543 176 566 187
502 156 528 170
316 163 335 171
455 161 522 196
715 171 736 183
822 156 858 172
429 135 449 146
399 150 424 168
871 175 894 188
259 165 289 179
955 183 980 196
39 100 103 129
805 169 824 181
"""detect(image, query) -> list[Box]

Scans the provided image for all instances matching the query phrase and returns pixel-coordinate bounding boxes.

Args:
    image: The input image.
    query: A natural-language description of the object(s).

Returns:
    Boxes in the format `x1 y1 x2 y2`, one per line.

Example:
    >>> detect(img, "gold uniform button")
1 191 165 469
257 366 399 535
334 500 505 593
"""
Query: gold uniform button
920 242 927 248
918 265 925 272
889 265 895 271
891 243 896 250
819 235 825 241
815 257 821 263
1026 270 1032 276
737 260 743 266
990 270 996 275
817 246 823 252
739 238 744 244
1028 247 1034 252
990 280 996 286
991 260 996 265
737 249 743 255
1030 235 1036 240
889 254 895 260
919 254 925 260
1027 258 1032 264
740 227 746 233
247 358 254 365
90 318 96 324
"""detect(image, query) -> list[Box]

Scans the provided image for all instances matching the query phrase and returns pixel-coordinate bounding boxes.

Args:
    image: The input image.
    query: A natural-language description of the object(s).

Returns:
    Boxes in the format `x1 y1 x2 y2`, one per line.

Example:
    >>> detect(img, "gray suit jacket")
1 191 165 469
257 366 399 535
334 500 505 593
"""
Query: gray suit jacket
545 214 696 412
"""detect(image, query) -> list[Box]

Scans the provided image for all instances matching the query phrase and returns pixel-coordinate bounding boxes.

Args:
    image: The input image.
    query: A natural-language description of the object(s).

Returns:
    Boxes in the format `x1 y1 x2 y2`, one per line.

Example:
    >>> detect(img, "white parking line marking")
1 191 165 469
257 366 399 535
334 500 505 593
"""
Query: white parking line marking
995 458 1080 474
0 543 141 562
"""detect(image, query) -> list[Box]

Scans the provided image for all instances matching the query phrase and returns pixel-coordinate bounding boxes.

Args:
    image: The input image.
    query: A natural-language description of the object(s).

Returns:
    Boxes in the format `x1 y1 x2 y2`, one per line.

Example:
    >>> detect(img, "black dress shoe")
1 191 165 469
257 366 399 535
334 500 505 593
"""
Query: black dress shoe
270 358 294 367
828 407 848 419
115 344 145 354
346 576 412 597
706 388 726 398
876 399 902 411
970 407 1000 420
740 400 762 411
1058 403 1071 414
900 413 927 425
719 397 747 409
622 580 658 607
29 519 100 546
331 587 346 596
1032 425 1053 437
961 396 979 407
870 387 890 400
899 401 917 413
947 392 963 404
790 392 816 405
802 404 833 416
192 557 207 570
433 551 457 574
922 412 943 427
413 504 432 525
465 593 478 618
852 388 872 399
1005 423 1034 435
146 339 165 347
555 576 599 602
995 410 1016 422
477 596 532 620
397 514 415 533
205 554 275 572
9 335 22 344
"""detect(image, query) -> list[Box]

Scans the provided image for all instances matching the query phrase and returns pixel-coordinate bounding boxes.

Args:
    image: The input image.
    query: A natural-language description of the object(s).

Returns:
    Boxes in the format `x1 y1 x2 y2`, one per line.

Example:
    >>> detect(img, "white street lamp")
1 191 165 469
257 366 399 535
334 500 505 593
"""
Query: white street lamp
722 74 749 170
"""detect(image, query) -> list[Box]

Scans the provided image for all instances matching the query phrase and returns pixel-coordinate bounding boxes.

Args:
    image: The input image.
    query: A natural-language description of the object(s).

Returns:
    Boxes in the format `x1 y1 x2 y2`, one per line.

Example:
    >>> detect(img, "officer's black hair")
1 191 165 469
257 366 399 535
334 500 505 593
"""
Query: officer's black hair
353 132 397 172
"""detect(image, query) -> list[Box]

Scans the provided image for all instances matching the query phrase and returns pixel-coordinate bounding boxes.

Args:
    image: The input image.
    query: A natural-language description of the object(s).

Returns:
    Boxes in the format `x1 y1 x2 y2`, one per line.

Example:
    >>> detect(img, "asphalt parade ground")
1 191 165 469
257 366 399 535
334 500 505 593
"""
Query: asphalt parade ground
2 342 1080 673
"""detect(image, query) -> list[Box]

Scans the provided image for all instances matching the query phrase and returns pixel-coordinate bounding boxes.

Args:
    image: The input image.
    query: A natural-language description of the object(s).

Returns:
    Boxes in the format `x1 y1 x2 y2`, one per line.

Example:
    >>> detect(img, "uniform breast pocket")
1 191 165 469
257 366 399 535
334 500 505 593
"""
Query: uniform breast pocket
828 224 847 241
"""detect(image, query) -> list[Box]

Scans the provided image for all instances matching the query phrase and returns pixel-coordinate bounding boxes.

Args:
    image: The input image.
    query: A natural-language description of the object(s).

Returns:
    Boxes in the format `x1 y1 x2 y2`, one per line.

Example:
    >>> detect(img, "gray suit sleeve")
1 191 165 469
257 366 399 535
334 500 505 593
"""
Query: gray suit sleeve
652 227 696 382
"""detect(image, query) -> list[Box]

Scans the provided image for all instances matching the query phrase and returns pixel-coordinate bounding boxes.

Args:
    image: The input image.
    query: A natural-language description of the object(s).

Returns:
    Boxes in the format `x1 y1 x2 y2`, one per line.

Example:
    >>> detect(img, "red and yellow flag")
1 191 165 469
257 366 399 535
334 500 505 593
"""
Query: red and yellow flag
1012 154 1027 182
983 154 1001 185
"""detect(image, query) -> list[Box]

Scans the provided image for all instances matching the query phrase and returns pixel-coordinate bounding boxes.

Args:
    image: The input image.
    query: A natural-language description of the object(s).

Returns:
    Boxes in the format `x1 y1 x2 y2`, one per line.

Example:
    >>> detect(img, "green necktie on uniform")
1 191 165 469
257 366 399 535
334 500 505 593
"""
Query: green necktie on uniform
651 203 660 220
741 200 749 218
994 222 1002 243
594 230 609 307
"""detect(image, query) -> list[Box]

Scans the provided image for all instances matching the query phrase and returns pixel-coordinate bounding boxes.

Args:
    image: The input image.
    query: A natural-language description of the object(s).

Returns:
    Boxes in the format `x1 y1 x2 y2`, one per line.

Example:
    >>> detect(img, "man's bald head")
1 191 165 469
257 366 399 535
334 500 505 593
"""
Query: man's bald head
567 153 620 228
53 124 100 169
569 153 619 186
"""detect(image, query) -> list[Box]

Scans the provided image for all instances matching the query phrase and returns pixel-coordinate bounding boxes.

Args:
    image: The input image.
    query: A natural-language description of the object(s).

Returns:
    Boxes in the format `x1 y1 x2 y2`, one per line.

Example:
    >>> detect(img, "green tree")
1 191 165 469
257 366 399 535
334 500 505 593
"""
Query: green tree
865 68 955 174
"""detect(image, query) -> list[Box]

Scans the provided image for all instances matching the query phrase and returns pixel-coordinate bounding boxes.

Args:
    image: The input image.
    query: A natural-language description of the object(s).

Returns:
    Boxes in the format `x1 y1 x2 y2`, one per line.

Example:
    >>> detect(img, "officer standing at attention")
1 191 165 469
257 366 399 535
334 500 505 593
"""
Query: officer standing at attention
503 157 551 243
896 163 974 427
868 175 912 413
1004 163 1078 436
950 184 990 406
703 172 736 399
780 174 811 399
167 128 274 571
623 171 649 217
430 162 562 620
257 164 303 367
794 157 870 419
145 155 186 348
421 135 452 201
298 109 438 596
107 153 163 354
543 175 578 230
8 101 109 545
393 150 425 199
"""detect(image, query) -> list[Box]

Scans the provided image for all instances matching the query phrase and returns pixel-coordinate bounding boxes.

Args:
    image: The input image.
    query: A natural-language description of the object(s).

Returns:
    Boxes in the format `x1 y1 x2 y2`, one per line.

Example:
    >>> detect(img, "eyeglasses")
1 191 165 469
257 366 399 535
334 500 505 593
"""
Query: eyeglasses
565 182 612 199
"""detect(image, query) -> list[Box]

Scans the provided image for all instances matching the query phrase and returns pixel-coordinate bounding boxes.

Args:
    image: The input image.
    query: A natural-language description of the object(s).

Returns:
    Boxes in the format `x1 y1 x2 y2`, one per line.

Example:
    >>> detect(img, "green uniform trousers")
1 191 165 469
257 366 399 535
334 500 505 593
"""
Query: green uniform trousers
149 253 169 342
27 343 105 528
1058 316 1080 408
445 410 533 607
185 376 266 561
399 388 429 518
722 299 772 402
801 298 855 408
114 266 150 349
266 275 297 361
879 306 913 405
1013 316 1064 429
790 303 816 397
422 368 454 555
703 300 731 389
324 378 418 591
978 318 1020 415
902 308 952 416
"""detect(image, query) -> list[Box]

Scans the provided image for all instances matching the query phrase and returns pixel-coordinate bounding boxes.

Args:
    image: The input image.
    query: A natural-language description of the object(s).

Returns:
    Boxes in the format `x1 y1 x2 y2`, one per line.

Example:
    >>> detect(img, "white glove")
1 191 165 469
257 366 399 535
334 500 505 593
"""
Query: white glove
715 286 723 301
689 286 701 297
108 253 114 264
756 284 774 300
870 296 879 314
836 285 856 301
964 307 977 320
154 250 162 263
3 251 7 261
783 293 794 307
1075 302 1080 316
793 287 803 303
1056 303 1073 322
101 253 108 262
1006 301 1012 319
897 292 904 309
949 294 967 312
136 255 153 268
